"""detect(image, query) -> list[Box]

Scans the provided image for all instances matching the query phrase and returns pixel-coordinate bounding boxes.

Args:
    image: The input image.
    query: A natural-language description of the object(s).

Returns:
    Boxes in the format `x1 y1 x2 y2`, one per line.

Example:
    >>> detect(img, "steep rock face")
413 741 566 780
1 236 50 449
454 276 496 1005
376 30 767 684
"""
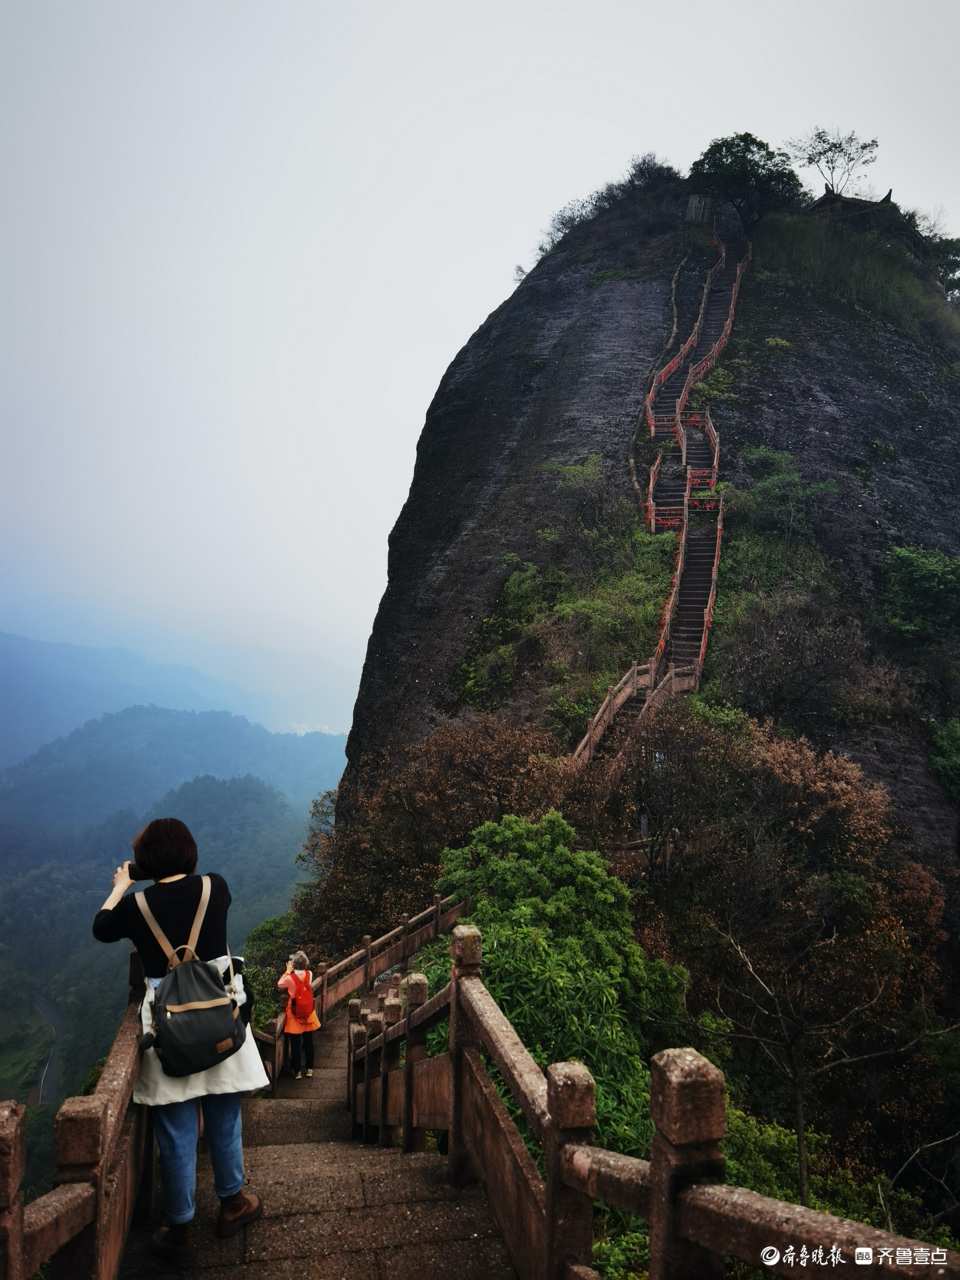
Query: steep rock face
345 205 960 870
717 281 960 583
709 278 960 860
345 245 675 781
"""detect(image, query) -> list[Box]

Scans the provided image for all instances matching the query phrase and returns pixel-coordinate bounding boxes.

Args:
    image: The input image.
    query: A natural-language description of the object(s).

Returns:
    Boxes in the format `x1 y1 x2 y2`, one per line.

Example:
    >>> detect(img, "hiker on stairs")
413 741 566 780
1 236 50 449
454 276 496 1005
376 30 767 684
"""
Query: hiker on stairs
92 818 266 1268
278 950 320 1079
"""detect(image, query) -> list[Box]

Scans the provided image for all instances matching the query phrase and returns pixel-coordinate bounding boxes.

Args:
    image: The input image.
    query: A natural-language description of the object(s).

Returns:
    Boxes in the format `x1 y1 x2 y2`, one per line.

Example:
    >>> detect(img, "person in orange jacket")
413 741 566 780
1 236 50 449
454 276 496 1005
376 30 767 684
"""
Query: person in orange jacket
277 950 321 1078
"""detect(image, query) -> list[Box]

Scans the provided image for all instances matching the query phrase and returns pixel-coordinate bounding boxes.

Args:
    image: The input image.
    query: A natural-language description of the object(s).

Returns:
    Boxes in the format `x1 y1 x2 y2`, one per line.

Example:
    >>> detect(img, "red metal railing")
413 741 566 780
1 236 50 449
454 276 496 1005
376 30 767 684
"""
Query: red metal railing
575 226 748 764
698 499 725 671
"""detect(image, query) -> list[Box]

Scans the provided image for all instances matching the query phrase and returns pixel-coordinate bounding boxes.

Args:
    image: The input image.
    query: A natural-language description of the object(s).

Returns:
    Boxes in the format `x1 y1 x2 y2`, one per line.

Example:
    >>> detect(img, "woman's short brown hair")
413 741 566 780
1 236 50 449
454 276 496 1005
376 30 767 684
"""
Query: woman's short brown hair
132 818 198 880
292 950 310 971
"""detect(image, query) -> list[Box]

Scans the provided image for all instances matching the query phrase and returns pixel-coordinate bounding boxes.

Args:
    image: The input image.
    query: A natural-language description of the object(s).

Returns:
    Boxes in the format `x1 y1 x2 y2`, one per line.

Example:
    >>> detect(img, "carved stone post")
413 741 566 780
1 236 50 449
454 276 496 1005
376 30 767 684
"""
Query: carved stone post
399 913 411 973
448 925 481 1186
349 1017 366 1139
544 1063 595 1280
379 996 402 1147
317 963 328 1029
648 1048 726 1280
346 999 361 1111
0 1102 26 1280
362 1013 383 1144
49 1095 107 1278
402 974 428 1153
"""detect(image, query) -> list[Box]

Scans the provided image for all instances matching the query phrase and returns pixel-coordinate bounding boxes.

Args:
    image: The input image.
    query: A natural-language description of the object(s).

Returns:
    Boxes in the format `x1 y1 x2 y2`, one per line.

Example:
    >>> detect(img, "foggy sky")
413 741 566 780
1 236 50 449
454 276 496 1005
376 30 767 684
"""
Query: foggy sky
3 0 958 731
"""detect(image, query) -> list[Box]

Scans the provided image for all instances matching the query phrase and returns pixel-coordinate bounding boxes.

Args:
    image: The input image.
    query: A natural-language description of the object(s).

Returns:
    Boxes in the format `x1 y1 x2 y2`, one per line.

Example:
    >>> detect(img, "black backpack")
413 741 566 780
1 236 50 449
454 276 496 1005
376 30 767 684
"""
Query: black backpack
136 875 246 1077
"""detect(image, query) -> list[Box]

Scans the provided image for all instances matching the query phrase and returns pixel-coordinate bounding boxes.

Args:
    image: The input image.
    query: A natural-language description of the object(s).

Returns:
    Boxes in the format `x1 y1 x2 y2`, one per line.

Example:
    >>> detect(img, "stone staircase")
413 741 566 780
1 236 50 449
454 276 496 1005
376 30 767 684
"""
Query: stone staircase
648 223 746 668
662 530 715 669
118 1008 516 1279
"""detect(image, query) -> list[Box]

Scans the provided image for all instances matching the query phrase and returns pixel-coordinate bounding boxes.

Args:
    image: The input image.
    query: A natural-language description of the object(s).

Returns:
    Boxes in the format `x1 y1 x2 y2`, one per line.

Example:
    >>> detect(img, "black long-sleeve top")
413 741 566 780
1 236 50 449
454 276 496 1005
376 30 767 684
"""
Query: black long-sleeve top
92 873 232 979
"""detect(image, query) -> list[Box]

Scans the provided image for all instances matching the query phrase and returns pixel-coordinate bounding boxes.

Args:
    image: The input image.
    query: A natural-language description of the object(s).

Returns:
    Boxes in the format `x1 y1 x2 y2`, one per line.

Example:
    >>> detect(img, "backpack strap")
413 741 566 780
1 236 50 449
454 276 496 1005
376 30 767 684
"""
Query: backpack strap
135 875 212 972
182 875 211 964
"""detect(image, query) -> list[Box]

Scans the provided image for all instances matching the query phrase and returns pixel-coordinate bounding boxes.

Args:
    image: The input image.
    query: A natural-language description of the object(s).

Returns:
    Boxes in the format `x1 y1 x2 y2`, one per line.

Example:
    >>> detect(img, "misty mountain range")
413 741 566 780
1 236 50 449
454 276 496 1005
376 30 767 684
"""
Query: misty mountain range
0 632 351 766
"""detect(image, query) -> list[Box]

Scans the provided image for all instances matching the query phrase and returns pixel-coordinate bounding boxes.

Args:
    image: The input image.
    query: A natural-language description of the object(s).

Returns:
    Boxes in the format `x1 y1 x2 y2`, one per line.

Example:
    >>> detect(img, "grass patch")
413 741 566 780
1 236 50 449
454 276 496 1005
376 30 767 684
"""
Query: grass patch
454 460 675 747
751 214 960 355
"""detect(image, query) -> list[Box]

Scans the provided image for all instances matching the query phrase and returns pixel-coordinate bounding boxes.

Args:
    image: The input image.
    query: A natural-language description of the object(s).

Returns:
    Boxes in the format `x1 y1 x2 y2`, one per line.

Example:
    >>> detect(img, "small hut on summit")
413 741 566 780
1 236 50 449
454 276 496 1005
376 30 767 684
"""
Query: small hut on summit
804 186 929 264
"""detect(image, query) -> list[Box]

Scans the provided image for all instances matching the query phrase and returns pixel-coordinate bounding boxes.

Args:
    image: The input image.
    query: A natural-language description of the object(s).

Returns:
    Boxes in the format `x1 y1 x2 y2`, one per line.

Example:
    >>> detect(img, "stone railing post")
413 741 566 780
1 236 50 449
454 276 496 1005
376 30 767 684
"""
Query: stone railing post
544 1063 595 1280
402 974 428 1153
346 999 362 1113
379 996 402 1147
448 925 481 1186
48 1095 107 1278
648 1048 726 1280
317 963 328 1029
399 914 412 972
362 1012 383 1144
0 1101 26 1280
349 1021 367 1140
362 936 372 993
433 893 442 937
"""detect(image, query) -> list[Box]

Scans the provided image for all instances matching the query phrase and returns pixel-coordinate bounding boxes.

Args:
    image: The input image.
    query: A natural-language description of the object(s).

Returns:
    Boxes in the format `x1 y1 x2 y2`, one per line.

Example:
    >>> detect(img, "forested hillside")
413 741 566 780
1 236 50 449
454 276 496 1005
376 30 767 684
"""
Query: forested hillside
0 632 259 767
0 703 345 827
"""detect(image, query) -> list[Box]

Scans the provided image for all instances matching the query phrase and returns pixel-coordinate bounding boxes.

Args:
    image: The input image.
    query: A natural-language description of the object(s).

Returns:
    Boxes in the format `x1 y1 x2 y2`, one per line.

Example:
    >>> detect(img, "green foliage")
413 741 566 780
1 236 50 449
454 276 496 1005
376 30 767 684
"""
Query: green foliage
685 366 739 411
0 1009 51 1103
882 545 960 641
688 133 806 226
79 1057 106 1095
22 1104 56 1201
454 487 674 743
537 153 681 257
720 447 835 549
437 813 687 1056
929 720 960 804
544 693 598 743
751 214 960 355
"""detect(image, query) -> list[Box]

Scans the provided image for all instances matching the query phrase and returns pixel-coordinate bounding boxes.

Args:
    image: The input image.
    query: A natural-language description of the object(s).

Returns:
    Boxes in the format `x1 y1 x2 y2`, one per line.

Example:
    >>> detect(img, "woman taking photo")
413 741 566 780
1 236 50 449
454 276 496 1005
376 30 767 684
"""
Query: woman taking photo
93 817 267 1267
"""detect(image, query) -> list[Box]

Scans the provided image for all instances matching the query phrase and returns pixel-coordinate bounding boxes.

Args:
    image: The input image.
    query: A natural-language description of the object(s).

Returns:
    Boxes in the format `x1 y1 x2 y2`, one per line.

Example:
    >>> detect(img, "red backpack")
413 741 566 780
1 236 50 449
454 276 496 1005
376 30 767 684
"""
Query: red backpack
290 971 315 1021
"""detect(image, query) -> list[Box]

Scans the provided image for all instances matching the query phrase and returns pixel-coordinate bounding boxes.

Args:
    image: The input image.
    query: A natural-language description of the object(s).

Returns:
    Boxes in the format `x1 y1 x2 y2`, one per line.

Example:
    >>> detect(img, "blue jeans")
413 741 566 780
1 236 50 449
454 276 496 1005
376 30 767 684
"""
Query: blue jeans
151 1093 245 1225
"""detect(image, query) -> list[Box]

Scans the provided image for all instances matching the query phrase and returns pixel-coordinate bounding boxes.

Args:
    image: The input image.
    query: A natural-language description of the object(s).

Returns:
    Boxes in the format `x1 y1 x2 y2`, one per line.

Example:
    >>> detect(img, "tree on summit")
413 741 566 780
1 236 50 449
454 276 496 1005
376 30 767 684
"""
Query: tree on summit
787 126 878 196
689 133 806 225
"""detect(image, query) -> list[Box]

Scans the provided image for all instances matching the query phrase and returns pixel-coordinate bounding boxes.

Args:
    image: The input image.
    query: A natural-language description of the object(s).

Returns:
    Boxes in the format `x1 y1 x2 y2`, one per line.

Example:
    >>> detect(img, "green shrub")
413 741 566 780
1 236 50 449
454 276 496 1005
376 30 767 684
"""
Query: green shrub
883 545 960 640
929 719 960 803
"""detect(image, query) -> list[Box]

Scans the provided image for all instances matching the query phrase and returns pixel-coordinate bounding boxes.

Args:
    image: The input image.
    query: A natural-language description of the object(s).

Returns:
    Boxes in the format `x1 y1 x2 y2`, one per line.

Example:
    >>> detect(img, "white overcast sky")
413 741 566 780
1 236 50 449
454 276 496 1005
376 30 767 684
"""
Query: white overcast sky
2 0 958 731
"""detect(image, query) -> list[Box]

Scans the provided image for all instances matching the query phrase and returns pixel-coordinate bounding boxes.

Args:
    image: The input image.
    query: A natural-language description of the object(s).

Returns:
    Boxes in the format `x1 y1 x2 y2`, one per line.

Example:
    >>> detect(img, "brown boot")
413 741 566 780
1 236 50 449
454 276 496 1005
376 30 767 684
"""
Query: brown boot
149 1221 194 1268
216 1188 263 1238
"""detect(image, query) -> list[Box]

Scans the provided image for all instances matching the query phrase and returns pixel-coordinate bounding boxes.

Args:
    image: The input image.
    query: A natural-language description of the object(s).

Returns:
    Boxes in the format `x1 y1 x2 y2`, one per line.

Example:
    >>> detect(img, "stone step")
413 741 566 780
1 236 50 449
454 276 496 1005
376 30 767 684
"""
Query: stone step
119 1139 516 1279
242 1098 351 1146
